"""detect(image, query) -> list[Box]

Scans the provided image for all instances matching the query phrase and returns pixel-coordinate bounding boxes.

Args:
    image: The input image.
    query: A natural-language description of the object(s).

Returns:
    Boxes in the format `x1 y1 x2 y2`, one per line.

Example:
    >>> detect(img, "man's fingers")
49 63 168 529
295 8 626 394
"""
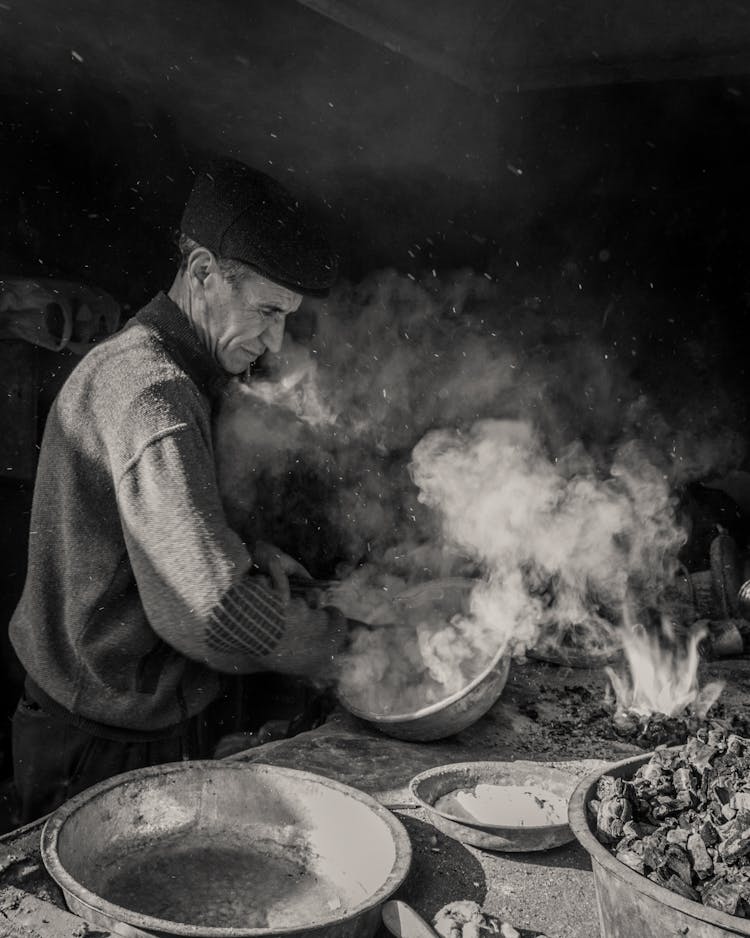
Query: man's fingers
268 556 291 603
280 556 312 578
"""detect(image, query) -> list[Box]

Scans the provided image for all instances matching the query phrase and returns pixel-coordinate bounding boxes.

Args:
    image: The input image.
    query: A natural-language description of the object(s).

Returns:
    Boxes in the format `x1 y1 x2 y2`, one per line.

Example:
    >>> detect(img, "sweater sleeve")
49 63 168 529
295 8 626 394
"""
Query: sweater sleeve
115 421 345 677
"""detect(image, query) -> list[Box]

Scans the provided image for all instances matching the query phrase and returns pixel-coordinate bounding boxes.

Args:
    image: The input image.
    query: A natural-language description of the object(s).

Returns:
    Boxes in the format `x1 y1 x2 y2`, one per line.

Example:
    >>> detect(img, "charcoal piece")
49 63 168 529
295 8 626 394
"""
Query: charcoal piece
719 828 750 863
596 777 625 801
732 793 750 814
687 832 714 877
714 786 732 806
684 738 718 773
666 829 690 847
664 873 701 902
673 767 694 792
596 796 633 844
727 734 750 756
642 832 668 871
587 798 600 822
707 728 727 749
623 820 657 840
703 878 744 915
701 766 715 799
652 797 685 819
639 762 663 785
723 805 738 822
664 845 693 885
616 848 645 875
647 869 672 890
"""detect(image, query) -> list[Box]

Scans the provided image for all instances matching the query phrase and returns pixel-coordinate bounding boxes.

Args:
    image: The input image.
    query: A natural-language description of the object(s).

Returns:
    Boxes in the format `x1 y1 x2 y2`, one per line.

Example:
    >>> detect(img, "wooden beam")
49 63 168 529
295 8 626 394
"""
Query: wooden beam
293 0 488 94
295 0 750 94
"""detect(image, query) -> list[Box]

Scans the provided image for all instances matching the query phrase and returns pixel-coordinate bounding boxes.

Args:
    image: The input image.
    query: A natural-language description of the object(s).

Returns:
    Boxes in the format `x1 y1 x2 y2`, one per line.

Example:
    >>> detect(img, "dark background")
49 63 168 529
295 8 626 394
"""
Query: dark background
2 0 750 779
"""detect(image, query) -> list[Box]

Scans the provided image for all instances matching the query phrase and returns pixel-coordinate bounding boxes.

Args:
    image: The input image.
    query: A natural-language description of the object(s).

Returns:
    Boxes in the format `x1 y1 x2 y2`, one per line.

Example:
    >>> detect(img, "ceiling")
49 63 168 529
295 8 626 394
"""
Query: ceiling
296 0 750 93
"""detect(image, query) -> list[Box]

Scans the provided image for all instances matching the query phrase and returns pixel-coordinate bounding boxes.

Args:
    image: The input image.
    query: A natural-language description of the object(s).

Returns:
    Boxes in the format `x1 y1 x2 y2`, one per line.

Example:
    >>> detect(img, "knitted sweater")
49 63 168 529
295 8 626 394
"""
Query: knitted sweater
10 292 343 732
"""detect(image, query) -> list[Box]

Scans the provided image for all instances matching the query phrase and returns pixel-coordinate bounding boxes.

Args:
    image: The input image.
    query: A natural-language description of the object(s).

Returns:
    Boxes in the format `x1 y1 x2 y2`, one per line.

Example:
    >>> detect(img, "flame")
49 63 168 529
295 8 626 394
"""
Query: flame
605 612 724 720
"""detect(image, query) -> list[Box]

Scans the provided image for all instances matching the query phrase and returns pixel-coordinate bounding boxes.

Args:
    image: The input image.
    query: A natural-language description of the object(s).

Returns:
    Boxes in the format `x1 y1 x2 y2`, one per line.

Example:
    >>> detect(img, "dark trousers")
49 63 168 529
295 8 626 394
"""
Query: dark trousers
12 690 204 825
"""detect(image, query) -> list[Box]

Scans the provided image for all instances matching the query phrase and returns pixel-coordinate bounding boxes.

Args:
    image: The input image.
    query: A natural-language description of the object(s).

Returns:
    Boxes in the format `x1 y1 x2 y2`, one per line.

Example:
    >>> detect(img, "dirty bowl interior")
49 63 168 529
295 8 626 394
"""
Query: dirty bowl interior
338 578 511 742
41 761 412 938
410 761 578 852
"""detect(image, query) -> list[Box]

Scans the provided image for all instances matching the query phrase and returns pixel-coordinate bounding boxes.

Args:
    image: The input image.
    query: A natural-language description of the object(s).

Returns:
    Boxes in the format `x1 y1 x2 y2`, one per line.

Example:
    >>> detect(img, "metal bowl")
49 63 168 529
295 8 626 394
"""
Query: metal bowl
338 578 511 742
41 761 412 938
569 752 750 938
410 761 577 852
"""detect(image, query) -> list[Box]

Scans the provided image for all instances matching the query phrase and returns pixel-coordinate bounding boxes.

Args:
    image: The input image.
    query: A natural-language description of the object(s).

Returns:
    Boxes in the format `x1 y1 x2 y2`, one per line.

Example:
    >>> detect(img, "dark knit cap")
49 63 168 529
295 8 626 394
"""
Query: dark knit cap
181 158 338 297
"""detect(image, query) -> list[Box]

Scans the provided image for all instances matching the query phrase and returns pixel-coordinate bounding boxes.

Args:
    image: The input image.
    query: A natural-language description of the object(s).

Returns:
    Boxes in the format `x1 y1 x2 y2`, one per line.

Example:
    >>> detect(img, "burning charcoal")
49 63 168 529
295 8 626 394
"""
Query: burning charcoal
596 796 633 844
701 820 721 846
587 798 601 822
615 848 645 875
732 793 750 814
663 873 701 902
723 805 738 822
673 767 694 792
702 878 744 915
707 728 727 750
687 833 714 878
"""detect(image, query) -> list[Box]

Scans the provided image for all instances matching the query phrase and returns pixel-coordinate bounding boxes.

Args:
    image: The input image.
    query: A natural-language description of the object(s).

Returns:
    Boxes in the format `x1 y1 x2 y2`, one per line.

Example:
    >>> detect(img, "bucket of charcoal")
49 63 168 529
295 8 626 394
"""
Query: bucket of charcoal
569 729 750 938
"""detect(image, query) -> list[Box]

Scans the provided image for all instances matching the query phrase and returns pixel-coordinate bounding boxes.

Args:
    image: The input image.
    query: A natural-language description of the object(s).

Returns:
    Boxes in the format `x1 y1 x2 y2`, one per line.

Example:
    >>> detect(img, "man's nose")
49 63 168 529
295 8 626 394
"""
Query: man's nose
262 317 285 354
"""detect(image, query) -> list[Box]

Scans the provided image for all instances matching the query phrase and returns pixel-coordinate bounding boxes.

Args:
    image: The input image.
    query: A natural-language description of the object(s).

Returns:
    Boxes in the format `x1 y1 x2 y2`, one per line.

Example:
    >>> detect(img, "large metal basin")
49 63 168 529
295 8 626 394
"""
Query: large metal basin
339 578 511 742
568 752 750 938
41 761 412 938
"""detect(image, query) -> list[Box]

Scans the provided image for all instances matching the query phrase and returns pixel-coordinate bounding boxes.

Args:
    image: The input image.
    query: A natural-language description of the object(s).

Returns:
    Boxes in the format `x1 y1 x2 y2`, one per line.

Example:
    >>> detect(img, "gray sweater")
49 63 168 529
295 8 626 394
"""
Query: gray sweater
10 293 343 732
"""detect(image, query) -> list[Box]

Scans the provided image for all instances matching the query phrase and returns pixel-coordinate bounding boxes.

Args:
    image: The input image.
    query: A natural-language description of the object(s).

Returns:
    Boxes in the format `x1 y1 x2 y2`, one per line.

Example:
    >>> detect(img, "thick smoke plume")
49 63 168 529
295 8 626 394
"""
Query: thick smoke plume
214 269 745 712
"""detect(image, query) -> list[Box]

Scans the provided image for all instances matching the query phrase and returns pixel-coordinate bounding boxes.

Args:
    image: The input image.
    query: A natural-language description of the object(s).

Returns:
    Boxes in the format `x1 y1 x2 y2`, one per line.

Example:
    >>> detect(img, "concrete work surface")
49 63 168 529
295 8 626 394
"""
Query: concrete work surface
2 657 750 938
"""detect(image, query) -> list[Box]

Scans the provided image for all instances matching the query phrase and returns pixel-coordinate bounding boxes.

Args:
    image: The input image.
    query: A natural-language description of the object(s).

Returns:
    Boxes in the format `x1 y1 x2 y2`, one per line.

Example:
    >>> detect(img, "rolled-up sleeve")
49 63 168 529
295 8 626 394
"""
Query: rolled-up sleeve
115 420 346 678
115 421 279 670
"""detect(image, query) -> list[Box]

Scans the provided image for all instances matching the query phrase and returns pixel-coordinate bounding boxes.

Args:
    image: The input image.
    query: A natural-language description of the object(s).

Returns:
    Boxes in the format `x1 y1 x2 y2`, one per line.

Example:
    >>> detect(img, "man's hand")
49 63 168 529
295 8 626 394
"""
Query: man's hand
251 540 311 602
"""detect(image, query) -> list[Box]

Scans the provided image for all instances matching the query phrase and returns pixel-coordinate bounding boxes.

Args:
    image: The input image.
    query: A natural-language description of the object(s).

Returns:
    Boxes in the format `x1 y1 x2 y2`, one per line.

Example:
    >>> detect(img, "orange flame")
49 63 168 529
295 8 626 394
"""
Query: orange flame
605 613 724 720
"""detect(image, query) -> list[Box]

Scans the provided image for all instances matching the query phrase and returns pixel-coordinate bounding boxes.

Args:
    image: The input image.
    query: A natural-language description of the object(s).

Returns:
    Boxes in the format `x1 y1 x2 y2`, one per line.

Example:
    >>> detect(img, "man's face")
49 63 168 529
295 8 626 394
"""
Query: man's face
201 266 303 375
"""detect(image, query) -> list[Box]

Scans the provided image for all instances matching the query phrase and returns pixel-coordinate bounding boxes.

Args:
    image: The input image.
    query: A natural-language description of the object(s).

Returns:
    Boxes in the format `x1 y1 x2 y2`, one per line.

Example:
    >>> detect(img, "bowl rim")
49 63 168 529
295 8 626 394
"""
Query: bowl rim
339 644 510 724
41 760 413 937
338 577 509 724
567 749 750 935
410 760 575 834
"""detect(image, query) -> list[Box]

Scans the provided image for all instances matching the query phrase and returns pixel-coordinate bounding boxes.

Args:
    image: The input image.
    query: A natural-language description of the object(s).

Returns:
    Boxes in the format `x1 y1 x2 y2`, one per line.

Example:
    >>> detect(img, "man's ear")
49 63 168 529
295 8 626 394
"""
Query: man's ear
186 247 215 285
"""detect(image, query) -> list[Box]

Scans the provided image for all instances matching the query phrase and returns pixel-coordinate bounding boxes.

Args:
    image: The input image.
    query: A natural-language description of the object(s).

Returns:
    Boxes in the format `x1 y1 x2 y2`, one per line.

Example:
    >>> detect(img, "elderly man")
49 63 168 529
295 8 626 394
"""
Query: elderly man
9 159 349 822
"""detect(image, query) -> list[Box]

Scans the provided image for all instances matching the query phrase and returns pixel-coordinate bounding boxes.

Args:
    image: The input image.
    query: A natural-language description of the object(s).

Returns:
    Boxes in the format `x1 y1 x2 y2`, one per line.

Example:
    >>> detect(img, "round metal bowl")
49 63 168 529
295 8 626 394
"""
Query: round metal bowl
338 578 511 742
41 761 412 938
569 752 750 937
410 761 577 852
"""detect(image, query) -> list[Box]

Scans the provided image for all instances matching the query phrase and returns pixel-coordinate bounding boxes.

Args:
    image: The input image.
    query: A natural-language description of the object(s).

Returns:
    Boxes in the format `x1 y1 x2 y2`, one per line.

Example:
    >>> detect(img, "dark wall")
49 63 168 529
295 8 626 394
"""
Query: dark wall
0 3 749 742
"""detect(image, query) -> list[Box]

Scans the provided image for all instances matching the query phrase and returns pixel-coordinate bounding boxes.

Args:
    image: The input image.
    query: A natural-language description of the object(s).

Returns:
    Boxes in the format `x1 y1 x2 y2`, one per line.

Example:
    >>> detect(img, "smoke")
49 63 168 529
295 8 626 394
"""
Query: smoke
214 268 746 711
409 420 687 658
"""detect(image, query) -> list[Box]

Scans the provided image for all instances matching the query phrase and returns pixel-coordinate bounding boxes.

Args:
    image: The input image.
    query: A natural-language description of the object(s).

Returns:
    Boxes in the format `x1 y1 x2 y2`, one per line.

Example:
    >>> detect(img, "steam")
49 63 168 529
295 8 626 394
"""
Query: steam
213 268 746 713
408 420 687 658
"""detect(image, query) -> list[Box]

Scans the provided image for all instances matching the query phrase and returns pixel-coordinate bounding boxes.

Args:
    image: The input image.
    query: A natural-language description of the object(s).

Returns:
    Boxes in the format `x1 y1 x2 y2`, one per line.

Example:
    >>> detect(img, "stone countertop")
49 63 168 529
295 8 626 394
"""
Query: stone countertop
228 714 608 938
2 657 750 938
